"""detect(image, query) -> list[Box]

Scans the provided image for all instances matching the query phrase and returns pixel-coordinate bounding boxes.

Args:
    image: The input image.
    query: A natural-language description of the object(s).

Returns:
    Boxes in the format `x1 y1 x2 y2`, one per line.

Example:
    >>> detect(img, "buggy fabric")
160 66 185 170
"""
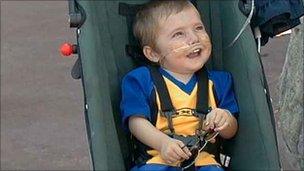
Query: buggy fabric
74 0 281 170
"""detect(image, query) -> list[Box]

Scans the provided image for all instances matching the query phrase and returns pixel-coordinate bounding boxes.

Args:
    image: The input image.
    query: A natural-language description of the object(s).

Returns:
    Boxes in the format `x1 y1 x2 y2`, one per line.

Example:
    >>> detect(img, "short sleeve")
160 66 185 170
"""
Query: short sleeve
209 71 239 117
120 67 154 130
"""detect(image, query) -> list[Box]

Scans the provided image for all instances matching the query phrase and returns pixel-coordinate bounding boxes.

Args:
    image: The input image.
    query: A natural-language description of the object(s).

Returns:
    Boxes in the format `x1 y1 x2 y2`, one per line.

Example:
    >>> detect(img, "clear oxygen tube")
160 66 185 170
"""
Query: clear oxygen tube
160 42 204 60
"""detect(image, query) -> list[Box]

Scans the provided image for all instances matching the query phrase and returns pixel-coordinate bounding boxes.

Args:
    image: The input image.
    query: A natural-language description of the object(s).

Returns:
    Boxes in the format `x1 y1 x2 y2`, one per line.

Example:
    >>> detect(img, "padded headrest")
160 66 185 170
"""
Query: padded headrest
119 2 147 65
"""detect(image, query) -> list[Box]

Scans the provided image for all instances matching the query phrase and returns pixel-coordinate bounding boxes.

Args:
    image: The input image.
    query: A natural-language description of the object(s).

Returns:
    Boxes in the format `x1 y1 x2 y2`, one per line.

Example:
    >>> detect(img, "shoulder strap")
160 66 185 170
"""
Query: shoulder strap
148 66 175 112
196 66 210 114
148 66 176 133
194 66 210 131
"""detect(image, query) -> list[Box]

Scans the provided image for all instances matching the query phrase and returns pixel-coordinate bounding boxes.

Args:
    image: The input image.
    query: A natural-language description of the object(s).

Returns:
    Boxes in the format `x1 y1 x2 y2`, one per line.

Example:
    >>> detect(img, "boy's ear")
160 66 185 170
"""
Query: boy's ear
143 46 161 63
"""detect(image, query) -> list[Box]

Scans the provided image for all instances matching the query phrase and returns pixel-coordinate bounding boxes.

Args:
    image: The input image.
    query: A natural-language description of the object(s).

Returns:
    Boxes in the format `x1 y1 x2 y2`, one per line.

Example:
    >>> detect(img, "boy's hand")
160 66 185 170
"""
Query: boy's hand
160 138 192 164
208 138 216 143
204 108 232 132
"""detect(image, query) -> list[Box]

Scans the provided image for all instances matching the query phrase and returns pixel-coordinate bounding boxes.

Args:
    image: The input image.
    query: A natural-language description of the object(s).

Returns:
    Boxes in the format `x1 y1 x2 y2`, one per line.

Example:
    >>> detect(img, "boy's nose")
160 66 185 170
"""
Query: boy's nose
187 31 199 45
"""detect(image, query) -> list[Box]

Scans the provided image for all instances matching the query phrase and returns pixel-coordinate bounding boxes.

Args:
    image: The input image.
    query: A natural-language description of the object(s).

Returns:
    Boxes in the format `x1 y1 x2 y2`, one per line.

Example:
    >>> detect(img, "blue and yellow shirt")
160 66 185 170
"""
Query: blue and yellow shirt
120 66 239 166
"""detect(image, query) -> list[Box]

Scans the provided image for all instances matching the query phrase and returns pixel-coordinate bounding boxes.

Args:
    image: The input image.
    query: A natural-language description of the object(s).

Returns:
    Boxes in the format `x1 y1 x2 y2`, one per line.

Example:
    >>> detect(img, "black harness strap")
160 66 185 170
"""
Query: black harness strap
196 66 210 113
118 2 142 44
195 66 211 131
148 66 176 133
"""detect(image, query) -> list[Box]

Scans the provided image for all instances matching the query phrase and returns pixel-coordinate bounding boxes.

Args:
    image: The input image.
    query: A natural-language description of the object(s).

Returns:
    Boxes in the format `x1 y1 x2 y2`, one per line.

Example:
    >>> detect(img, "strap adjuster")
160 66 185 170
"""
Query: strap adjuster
193 107 212 117
160 110 177 133
160 110 177 118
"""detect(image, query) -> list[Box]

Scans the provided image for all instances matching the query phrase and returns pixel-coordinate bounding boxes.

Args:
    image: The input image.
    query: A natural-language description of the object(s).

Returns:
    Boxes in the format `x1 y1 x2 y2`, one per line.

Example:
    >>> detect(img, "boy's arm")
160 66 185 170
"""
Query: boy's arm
208 71 239 139
129 115 170 151
129 116 191 163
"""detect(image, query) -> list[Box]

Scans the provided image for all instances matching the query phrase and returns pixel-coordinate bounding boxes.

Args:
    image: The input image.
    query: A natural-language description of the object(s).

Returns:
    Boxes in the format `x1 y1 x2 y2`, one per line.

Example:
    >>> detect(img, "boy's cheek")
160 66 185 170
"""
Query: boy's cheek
200 40 212 55
166 42 190 57
199 34 211 46
170 41 188 50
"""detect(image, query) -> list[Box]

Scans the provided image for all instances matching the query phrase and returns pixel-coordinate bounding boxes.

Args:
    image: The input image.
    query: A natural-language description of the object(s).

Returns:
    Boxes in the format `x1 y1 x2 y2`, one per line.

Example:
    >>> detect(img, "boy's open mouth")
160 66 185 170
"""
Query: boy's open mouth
186 48 202 58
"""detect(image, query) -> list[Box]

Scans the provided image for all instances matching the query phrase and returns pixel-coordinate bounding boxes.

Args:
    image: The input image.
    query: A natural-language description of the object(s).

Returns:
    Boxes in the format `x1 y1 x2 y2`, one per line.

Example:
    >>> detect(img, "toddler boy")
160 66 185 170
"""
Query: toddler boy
121 1 239 170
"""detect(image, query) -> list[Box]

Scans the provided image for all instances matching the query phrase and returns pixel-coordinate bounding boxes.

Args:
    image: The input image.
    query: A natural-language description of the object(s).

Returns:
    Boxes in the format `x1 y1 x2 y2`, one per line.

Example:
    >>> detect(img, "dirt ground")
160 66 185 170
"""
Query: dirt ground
1 1 290 170
1 2 90 170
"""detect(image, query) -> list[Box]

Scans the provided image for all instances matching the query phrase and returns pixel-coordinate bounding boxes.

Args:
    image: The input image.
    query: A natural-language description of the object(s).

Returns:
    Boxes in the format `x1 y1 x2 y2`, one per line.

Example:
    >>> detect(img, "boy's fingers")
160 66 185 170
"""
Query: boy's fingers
209 138 216 143
163 154 173 164
174 146 189 160
203 120 209 127
206 109 216 123
217 118 226 127
171 155 181 162
206 120 216 130
204 121 214 130
182 146 192 157
162 142 183 163
172 148 183 160
176 141 191 157
214 121 229 131
168 149 181 161
175 140 185 147
213 112 222 126
165 158 174 164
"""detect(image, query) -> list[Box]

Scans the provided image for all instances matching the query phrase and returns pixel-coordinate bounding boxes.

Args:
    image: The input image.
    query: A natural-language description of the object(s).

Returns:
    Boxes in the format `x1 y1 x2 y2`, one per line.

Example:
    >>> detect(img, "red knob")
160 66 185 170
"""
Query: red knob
60 43 75 57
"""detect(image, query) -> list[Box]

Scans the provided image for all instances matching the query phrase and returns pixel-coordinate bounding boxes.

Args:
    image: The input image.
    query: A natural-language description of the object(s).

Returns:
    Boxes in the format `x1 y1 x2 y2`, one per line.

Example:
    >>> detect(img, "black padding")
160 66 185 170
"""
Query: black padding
118 2 143 16
125 45 147 64
190 0 197 7
118 2 148 64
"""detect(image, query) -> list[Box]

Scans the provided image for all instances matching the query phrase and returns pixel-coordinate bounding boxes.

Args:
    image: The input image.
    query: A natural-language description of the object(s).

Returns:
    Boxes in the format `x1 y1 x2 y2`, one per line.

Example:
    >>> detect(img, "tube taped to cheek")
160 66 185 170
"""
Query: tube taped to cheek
162 42 203 59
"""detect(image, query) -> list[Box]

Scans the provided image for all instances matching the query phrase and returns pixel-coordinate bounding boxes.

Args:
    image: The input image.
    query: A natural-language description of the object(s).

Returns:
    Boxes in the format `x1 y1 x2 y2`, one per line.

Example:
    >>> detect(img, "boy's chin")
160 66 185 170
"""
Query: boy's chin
189 58 207 67
187 54 209 61
186 64 205 73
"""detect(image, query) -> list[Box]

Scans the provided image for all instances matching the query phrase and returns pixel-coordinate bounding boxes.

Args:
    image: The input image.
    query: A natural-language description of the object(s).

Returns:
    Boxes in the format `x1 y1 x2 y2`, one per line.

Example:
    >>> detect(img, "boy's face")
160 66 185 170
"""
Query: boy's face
152 5 211 75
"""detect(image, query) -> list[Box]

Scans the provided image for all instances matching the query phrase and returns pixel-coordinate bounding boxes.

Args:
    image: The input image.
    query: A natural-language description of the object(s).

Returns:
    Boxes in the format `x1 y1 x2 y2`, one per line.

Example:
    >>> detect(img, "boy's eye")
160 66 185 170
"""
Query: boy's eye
172 31 184 38
196 25 205 31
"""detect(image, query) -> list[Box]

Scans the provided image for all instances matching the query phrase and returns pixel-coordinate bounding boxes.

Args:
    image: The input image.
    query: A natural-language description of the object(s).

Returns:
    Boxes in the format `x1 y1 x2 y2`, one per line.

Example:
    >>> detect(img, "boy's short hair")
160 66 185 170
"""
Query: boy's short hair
133 0 193 49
